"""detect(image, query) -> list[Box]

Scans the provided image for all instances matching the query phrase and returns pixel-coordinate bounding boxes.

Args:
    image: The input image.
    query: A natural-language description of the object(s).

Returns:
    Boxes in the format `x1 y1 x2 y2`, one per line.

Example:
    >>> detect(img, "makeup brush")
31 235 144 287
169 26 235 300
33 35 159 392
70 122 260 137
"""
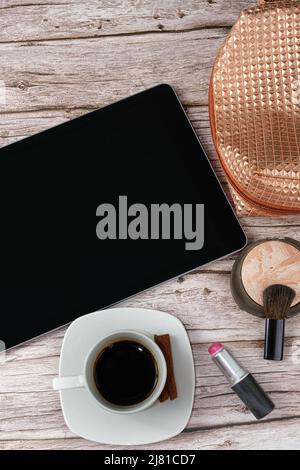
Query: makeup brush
263 284 295 361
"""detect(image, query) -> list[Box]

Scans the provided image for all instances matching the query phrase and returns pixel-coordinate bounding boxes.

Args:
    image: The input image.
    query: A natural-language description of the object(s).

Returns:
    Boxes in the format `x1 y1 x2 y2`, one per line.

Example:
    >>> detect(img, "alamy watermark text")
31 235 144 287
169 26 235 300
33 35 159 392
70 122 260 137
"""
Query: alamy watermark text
96 196 204 251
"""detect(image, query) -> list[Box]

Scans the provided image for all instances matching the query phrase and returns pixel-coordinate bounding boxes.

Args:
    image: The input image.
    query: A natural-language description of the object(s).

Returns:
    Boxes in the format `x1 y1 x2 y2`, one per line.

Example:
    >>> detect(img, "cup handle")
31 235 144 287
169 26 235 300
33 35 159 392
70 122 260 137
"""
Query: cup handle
53 375 84 391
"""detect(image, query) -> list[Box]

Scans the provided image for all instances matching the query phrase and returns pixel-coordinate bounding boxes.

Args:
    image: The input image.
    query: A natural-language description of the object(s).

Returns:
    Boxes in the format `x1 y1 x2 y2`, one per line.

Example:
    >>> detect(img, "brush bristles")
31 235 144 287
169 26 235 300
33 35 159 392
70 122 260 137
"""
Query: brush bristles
263 284 296 320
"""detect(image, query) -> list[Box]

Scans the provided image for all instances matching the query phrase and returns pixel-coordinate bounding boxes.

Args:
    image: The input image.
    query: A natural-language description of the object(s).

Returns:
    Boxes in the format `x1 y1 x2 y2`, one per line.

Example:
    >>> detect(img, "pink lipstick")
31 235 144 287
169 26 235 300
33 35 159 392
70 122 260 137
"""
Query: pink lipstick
208 342 274 419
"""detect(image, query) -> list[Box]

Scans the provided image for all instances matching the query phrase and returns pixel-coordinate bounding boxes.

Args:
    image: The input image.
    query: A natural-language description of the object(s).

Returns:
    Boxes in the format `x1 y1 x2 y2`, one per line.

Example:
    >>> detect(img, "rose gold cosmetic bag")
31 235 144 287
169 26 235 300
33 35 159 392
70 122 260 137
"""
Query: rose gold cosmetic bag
209 0 300 215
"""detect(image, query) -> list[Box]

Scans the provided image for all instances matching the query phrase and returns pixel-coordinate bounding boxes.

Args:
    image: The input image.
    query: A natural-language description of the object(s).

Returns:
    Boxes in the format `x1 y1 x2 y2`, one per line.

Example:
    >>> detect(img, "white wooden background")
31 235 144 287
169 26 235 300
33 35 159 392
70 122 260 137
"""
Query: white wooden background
0 0 300 450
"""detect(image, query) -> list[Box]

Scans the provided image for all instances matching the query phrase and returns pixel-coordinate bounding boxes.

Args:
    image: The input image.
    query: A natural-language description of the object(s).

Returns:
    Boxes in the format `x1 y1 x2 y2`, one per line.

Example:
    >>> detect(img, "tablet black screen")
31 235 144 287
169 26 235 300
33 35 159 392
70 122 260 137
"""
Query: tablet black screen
0 84 246 349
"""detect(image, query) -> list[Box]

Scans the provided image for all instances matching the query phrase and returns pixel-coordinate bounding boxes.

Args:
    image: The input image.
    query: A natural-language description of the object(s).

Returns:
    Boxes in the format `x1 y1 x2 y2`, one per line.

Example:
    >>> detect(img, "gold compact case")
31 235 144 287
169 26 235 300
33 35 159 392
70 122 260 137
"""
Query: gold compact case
231 238 300 317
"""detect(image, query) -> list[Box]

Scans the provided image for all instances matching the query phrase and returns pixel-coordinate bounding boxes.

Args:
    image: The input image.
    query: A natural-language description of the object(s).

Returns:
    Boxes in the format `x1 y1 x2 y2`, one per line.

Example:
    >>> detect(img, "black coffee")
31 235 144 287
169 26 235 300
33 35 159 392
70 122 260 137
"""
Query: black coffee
94 340 158 406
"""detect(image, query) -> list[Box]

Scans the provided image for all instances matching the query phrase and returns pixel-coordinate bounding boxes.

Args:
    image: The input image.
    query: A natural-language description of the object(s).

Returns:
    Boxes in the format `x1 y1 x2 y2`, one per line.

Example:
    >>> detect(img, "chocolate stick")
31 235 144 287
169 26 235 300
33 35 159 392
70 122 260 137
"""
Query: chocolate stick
155 334 178 401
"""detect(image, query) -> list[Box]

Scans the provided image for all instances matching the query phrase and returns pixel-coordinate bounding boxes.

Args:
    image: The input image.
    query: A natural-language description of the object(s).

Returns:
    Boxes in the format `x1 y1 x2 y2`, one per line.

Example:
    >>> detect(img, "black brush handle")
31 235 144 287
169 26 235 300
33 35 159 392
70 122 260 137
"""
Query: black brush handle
264 319 285 361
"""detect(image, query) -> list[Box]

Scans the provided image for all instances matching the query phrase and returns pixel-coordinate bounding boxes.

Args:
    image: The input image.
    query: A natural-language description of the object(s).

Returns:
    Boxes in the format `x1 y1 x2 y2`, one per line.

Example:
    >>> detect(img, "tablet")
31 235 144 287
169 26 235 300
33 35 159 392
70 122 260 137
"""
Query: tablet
0 84 246 349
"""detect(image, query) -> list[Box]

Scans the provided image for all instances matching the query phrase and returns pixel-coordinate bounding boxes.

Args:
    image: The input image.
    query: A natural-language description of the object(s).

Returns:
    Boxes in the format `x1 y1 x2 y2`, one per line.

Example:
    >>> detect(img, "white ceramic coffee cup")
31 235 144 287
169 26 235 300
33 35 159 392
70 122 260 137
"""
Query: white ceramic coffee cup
53 330 167 415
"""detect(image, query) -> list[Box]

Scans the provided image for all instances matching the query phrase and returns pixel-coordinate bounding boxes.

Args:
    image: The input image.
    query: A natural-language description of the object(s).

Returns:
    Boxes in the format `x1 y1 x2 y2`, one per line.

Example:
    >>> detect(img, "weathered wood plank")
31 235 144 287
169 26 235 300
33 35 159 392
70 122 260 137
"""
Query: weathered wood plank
0 1 254 43
1 417 300 450
0 31 223 114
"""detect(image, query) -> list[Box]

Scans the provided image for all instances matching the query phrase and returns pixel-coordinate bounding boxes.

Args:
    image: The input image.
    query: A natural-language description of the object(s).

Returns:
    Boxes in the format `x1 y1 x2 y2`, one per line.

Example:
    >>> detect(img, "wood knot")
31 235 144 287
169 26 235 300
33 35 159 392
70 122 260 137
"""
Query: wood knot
219 439 233 448
18 80 29 91
88 20 102 30
203 287 213 296
239 405 250 414
177 9 185 18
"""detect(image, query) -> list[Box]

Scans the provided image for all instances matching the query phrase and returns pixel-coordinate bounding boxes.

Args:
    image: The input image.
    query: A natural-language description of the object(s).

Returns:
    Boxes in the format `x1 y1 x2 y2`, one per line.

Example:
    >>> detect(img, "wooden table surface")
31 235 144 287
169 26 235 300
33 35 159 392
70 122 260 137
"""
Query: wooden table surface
1 0 300 451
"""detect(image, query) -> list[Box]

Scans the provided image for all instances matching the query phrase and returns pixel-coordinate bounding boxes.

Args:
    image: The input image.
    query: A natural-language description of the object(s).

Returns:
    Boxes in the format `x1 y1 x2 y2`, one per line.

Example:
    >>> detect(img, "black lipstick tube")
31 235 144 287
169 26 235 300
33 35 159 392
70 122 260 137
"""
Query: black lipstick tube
208 343 274 420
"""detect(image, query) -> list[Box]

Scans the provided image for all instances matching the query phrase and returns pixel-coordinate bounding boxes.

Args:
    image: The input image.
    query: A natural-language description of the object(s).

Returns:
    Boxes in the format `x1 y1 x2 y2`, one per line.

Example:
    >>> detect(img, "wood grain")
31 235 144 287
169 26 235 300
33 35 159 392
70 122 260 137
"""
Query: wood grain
0 0 249 43
1 0 300 450
2 417 300 450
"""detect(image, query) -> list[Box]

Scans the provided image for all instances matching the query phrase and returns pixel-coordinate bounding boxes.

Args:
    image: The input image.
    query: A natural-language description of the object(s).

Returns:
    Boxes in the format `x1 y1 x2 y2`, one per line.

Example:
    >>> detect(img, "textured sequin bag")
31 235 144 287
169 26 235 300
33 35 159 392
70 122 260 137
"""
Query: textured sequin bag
209 0 300 215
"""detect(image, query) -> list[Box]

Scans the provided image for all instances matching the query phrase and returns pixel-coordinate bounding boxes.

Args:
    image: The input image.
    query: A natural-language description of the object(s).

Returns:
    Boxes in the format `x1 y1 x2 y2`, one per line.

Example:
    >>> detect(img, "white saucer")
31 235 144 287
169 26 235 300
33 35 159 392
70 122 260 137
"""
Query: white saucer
57 307 195 445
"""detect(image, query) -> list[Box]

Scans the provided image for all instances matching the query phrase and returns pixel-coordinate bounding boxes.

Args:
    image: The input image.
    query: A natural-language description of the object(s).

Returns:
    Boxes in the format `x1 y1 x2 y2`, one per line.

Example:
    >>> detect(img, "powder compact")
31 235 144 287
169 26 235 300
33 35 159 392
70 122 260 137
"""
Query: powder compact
231 238 300 318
